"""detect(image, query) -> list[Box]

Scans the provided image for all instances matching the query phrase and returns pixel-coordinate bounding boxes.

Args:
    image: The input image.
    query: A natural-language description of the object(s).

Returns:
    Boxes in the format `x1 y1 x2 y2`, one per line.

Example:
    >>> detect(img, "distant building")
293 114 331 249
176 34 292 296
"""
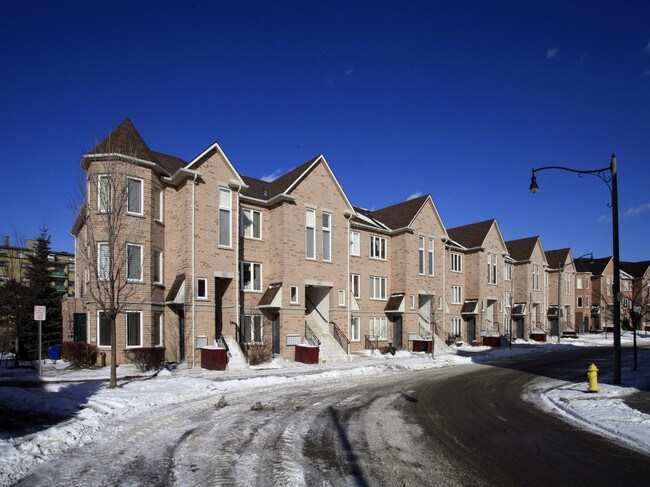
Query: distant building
0 236 75 296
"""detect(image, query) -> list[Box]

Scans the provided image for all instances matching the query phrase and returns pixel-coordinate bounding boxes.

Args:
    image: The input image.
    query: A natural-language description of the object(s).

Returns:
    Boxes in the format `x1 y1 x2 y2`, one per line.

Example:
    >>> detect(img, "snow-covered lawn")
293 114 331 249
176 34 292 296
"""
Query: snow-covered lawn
1 333 648 486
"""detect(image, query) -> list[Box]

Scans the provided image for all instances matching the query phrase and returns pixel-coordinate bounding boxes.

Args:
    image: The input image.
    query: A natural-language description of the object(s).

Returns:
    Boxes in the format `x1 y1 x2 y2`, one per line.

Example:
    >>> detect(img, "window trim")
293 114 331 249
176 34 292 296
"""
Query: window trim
125 310 143 348
154 187 163 222
369 275 387 300
351 316 361 342
97 174 112 213
322 211 332 262
418 236 425 275
153 311 163 347
306 208 316 260
428 237 435 276
153 248 163 285
451 285 463 305
126 176 144 216
338 289 346 307
451 252 462 273
242 314 263 344
241 261 263 292
218 187 232 248
351 273 361 299
290 285 299 304
369 316 387 340
241 207 262 240
98 242 109 281
126 243 143 282
97 310 110 347
197 277 208 299
370 235 387 260
350 231 360 257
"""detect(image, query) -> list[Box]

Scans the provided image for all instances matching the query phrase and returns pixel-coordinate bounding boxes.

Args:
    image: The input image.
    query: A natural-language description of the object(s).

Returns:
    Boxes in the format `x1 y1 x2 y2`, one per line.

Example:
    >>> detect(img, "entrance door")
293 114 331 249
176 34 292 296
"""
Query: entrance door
515 319 524 339
178 310 185 362
393 316 403 348
467 318 476 341
73 313 87 342
272 314 280 354
551 318 559 336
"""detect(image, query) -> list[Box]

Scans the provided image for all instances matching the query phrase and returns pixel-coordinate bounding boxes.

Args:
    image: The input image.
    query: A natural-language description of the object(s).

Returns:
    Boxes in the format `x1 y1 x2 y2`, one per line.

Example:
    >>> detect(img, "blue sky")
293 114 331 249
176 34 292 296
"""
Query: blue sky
1 0 649 261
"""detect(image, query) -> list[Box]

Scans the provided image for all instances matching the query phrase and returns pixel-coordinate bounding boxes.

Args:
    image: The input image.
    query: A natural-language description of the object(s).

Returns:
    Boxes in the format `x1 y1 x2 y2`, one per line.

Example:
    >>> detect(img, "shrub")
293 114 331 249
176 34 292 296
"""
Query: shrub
379 344 396 356
247 343 273 366
61 342 98 368
124 347 165 372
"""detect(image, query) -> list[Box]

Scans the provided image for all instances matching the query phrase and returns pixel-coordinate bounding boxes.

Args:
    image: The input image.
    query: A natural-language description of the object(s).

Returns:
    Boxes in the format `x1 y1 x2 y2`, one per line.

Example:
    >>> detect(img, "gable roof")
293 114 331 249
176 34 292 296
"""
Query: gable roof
545 248 573 269
620 260 650 279
447 219 500 249
86 118 187 176
505 236 542 262
575 256 611 275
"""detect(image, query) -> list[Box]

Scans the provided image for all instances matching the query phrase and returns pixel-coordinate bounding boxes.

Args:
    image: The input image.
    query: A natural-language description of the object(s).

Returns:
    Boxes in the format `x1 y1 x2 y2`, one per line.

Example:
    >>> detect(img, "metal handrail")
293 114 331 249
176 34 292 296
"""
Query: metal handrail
364 335 378 350
232 321 249 363
330 321 349 352
305 322 321 346
305 294 328 327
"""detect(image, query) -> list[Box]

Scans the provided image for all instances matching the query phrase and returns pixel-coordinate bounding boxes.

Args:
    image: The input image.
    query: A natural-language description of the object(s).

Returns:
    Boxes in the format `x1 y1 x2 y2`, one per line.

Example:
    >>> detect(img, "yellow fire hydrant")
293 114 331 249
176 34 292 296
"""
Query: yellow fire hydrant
587 363 599 393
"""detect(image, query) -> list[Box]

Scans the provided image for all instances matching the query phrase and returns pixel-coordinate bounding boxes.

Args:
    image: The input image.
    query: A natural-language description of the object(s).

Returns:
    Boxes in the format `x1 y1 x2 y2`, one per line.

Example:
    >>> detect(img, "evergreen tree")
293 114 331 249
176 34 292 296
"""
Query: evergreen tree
22 228 63 360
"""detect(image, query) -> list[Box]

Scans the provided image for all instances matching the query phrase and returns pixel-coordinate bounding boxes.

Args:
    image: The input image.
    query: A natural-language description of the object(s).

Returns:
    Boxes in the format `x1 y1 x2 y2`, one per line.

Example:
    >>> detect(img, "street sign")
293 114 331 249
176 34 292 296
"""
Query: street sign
34 305 46 321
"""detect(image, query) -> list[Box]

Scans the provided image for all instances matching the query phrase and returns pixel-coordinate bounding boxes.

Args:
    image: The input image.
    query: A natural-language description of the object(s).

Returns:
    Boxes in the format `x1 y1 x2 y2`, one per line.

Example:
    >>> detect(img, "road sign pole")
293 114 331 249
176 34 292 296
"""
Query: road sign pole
38 320 42 377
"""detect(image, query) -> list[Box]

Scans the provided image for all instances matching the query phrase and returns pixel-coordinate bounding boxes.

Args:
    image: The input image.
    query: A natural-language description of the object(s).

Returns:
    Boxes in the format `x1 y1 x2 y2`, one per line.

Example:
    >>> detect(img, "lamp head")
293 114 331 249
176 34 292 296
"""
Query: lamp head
529 173 539 193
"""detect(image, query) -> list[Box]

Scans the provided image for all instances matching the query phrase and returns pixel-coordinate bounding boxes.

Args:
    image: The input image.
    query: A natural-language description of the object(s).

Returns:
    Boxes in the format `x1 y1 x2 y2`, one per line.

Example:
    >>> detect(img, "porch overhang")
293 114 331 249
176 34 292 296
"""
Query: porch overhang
512 303 527 317
547 306 558 318
165 274 185 306
460 299 479 315
258 282 282 309
384 293 405 313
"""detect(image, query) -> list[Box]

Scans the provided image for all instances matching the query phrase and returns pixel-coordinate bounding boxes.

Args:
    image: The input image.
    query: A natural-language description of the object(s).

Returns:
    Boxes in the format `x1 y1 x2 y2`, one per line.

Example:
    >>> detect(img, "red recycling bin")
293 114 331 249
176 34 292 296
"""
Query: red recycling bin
201 346 228 370
295 344 319 364
412 339 433 353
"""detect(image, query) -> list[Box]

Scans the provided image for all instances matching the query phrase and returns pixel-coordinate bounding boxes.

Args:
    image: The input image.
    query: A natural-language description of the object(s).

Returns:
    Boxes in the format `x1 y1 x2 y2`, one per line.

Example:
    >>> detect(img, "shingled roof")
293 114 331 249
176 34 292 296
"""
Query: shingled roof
545 248 572 269
87 118 187 175
574 256 611 275
369 195 430 230
447 219 496 249
620 261 650 279
240 156 321 200
505 236 541 262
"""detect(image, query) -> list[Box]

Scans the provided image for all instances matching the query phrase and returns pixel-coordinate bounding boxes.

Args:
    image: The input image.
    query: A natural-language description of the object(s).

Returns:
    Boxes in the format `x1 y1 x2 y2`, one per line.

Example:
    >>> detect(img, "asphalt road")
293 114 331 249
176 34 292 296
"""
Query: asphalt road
15 347 650 486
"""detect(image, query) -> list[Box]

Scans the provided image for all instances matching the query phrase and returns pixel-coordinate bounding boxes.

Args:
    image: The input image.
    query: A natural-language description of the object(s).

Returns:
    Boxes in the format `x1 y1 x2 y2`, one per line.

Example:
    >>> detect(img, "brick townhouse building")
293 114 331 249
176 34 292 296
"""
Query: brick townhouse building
62 119 648 365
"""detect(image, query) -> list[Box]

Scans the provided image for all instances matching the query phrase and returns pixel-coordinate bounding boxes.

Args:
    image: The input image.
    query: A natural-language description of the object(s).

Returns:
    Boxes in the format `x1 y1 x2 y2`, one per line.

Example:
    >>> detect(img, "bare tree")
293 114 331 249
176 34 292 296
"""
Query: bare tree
73 141 147 388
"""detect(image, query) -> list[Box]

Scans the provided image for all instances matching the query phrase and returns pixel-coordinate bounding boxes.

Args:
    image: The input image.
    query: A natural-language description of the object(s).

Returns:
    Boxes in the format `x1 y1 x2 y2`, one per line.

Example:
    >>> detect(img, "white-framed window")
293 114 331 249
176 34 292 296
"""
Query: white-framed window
585 278 590 289
98 311 110 347
533 264 540 291
410 295 415 309
451 318 462 336
369 276 387 300
351 274 360 299
126 311 142 348
290 285 299 304
504 263 512 281
451 253 462 272
623 297 631 308
451 285 462 304
154 187 163 222
323 212 331 262
98 242 109 280
306 208 316 259
545 272 549 287
197 277 208 299
623 280 631 291
350 231 360 256
486 253 497 284
127 177 143 216
565 273 571 295
98 174 112 213
338 289 346 306
606 277 611 296
219 187 232 247
153 248 163 284
126 244 143 282
504 317 512 334
428 237 435 276
369 317 387 340
241 262 262 291
438 296 443 310
243 314 262 343
576 277 583 290
241 208 262 239
351 316 360 341
577 296 583 308
505 291 512 308
153 312 163 347
370 236 386 260
418 236 425 275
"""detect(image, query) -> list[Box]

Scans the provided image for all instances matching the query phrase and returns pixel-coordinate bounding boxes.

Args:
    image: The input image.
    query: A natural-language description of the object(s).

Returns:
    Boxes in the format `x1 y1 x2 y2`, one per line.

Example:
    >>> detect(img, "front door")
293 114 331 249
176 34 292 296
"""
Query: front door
272 313 280 354
551 318 559 336
467 318 476 341
393 316 403 348
178 310 185 362
73 313 87 342
515 319 524 339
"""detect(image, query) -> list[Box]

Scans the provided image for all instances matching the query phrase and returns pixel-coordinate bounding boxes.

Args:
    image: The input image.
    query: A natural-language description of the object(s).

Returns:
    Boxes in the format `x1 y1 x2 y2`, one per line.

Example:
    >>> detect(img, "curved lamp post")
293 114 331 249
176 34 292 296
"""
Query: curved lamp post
530 154 621 385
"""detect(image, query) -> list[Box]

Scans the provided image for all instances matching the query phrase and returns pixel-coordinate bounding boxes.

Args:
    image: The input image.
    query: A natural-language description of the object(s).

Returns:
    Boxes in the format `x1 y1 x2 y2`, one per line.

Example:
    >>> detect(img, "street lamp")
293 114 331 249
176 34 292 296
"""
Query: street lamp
530 154 621 384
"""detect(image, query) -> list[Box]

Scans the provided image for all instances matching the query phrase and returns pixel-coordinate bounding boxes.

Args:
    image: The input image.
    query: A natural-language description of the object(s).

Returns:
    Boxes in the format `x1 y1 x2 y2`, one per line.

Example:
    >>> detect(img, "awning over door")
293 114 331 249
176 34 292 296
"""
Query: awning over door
259 282 282 309
165 274 186 305
512 303 527 316
461 299 479 315
385 293 405 313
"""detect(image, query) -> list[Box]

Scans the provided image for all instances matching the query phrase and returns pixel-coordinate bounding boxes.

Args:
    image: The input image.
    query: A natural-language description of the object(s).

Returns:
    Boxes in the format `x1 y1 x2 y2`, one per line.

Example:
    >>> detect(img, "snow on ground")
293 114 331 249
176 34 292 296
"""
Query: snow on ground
0 332 649 485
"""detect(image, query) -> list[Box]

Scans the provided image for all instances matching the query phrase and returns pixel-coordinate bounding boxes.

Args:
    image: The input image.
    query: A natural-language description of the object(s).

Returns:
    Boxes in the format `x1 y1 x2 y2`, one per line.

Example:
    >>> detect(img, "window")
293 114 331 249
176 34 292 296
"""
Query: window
504 317 512 334
322 212 331 262
451 253 462 272
243 315 262 343
418 236 425 275
241 262 262 291
577 296 583 308
623 280 631 291
98 175 112 212
545 272 549 287
241 208 262 239
369 317 387 340
585 278 590 289
504 263 512 281
370 236 386 260
487 254 491 283
369 276 387 300
350 231 360 256
306 208 316 259
576 277 583 290
451 285 462 304
154 187 163 222
533 264 540 291
197 277 208 299
153 312 163 347
338 289 345 306
126 311 142 348
219 187 232 247
565 274 571 295
410 295 415 309
153 249 163 284
487 253 497 284
428 238 435 276
451 318 462 336
290 285 299 304
585 296 590 307
98 311 110 347
127 177 143 216
505 292 512 308
351 274 360 299
98 242 109 280
351 316 360 341
606 277 611 296
623 297 631 308
126 244 142 281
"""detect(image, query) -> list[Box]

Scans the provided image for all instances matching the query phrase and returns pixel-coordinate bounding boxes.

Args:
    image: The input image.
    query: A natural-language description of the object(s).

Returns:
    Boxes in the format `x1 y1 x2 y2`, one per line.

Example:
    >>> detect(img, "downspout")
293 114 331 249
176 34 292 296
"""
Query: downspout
234 185 241 344
347 214 351 354
442 239 447 339
192 174 198 368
